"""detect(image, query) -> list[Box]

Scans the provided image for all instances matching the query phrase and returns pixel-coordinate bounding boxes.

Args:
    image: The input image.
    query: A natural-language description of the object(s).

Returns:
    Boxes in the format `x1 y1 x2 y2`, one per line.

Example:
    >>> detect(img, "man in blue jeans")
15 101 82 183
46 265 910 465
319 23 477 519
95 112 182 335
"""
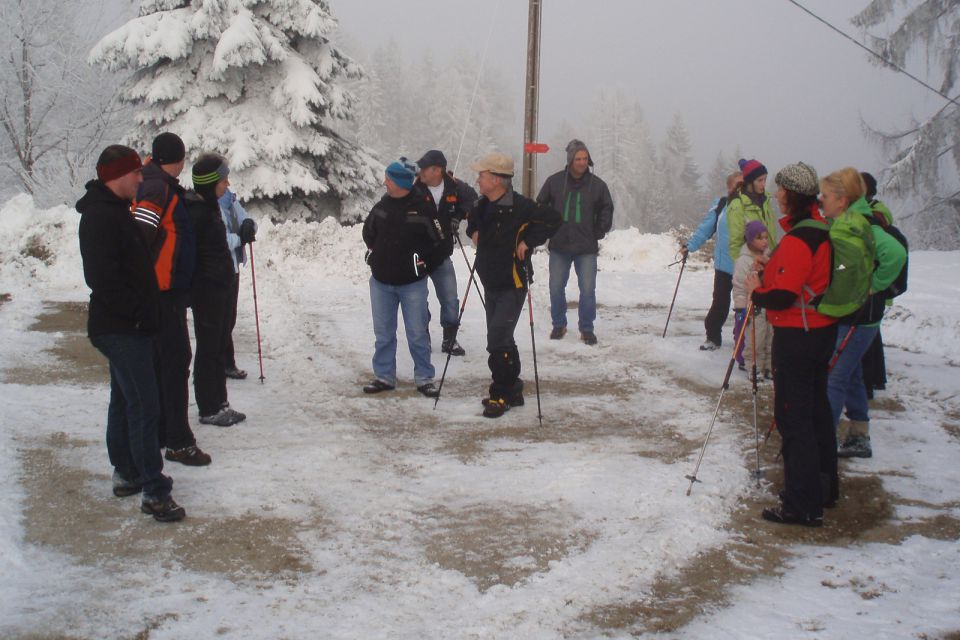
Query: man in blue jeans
76 144 185 522
362 158 447 397
536 140 614 345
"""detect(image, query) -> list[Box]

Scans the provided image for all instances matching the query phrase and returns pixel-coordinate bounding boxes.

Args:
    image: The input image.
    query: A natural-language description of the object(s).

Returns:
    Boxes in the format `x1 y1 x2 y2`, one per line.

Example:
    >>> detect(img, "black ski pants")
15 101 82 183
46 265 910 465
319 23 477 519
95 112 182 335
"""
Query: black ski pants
485 288 526 399
156 290 197 450
223 272 240 369
191 282 231 417
704 270 733 345
772 323 839 518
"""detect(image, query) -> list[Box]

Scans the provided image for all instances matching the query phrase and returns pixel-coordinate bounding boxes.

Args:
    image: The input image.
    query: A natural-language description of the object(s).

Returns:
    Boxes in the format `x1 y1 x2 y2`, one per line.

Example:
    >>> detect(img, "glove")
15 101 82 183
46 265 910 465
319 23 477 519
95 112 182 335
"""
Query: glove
450 218 461 236
239 218 257 244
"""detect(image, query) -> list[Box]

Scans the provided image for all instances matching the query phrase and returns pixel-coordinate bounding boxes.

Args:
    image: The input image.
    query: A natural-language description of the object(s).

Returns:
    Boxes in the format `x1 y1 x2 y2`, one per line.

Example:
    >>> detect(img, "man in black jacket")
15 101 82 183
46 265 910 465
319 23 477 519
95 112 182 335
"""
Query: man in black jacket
466 152 561 418
133 132 210 466
185 154 246 427
362 159 447 398
536 139 614 345
415 150 478 357
77 144 185 522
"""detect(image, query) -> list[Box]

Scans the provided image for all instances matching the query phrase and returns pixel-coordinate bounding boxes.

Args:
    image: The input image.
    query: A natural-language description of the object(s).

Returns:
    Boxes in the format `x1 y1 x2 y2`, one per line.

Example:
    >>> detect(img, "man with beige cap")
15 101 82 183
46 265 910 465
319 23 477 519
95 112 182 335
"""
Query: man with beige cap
465 152 561 418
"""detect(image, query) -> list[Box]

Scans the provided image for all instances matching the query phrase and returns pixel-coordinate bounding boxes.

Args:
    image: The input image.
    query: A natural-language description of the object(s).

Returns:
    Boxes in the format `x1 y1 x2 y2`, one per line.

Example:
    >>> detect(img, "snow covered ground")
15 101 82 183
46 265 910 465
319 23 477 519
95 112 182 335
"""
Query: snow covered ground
1 193 958 639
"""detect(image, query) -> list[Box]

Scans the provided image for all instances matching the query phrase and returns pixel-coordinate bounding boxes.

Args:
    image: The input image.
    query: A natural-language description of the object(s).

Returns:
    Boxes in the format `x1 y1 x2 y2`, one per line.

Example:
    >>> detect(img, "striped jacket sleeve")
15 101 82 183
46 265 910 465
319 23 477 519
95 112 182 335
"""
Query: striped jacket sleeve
132 180 168 249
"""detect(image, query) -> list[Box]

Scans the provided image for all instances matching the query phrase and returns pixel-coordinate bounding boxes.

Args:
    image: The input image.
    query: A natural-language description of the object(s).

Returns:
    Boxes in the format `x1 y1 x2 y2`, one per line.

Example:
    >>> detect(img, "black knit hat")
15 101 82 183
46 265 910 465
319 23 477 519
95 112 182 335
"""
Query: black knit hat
152 132 186 165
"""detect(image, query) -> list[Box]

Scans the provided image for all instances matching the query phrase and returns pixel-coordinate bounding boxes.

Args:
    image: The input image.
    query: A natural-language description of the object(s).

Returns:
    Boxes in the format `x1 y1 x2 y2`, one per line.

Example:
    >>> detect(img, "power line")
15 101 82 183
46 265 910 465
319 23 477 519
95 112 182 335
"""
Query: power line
784 0 960 110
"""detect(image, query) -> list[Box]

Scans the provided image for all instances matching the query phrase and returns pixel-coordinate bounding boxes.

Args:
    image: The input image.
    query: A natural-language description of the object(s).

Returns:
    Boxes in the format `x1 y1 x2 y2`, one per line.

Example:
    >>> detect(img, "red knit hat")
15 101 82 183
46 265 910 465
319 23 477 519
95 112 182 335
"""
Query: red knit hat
96 145 143 182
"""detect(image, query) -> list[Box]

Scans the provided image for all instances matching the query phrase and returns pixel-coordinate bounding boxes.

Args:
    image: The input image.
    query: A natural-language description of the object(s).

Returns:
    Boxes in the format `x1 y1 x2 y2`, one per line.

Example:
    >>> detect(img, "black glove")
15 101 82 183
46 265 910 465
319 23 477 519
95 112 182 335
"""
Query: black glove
239 218 257 244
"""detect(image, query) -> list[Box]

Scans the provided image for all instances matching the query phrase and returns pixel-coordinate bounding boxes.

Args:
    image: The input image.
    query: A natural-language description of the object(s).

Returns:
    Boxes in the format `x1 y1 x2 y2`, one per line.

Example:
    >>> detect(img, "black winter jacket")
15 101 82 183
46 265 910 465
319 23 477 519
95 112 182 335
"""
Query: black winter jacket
184 191 234 288
77 180 160 337
362 190 447 286
536 169 613 254
466 189 561 291
415 173 478 258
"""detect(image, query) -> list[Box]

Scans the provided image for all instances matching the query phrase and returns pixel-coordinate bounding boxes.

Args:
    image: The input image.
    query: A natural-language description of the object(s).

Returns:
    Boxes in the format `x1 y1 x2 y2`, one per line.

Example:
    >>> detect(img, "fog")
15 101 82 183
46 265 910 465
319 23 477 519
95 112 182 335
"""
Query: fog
331 0 936 185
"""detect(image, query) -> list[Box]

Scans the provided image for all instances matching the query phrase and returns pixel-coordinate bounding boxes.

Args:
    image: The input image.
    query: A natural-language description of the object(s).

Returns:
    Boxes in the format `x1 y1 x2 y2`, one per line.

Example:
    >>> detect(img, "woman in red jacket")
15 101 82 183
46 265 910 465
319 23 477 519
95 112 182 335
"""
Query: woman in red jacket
746 162 838 527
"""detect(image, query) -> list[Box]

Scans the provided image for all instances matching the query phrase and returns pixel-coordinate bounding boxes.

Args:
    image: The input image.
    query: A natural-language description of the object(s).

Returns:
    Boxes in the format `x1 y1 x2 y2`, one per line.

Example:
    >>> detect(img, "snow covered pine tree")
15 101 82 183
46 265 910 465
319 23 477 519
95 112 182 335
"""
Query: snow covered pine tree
90 0 380 222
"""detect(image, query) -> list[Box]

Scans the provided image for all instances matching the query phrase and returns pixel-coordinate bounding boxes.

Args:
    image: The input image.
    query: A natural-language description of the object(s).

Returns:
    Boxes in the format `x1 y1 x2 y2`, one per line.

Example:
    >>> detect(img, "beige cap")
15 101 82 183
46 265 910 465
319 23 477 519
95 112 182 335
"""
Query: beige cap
470 152 514 177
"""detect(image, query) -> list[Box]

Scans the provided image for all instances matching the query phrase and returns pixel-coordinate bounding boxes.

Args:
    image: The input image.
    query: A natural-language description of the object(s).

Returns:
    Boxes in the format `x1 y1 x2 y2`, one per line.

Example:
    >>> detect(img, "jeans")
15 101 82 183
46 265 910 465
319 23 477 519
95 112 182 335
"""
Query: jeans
704 270 733 345
429 257 460 328
370 276 434 387
827 324 880 428
90 333 172 501
772 324 839 517
549 250 597 332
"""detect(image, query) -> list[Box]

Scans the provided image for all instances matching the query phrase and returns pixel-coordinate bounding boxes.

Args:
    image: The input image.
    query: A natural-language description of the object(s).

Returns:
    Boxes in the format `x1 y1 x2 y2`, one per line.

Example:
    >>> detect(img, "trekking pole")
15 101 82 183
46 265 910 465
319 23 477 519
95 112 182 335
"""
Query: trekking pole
662 252 687 338
685 300 754 496
434 248 482 409
455 233 486 310
248 242 265 384
750 308 762 482
526 270 544 427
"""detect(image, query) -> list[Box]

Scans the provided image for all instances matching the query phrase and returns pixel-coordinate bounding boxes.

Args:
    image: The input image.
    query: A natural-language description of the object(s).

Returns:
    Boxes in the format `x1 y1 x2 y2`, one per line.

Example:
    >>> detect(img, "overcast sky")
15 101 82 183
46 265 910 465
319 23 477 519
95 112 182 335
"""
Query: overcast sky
331 0 938 185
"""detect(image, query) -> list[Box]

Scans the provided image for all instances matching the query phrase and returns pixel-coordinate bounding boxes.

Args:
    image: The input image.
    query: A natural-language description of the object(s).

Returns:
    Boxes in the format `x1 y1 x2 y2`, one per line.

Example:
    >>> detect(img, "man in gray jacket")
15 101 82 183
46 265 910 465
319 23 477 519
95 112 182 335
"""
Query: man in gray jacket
536 139 614 345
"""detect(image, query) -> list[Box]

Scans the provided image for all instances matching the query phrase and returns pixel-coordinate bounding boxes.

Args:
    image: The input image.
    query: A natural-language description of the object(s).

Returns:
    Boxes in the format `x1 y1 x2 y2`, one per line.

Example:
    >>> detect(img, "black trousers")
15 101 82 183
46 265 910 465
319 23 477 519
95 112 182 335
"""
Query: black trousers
156 290 196 449
223 272 240 369
485 288 526 399
704 270 733 345
861 329 887 396
772 323 839 517
192 283 231 416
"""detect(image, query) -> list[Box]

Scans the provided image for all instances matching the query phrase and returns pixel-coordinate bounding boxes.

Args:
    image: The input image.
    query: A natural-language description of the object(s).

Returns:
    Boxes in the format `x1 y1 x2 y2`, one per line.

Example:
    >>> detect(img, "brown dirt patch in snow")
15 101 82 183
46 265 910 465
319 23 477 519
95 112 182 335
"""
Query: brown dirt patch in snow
19 433 314 581
417 503 595 592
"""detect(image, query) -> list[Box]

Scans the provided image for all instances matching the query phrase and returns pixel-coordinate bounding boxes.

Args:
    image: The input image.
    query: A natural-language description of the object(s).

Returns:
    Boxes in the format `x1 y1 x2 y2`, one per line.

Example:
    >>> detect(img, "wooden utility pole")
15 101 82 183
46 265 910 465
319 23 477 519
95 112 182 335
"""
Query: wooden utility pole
521 0 542 198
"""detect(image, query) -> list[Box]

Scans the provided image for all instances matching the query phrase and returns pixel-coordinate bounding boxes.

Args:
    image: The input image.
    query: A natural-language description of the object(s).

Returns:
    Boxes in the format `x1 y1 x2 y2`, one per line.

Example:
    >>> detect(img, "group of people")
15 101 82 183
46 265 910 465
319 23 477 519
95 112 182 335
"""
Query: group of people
78 134 257 522
361 140 612 418
685 158 907 527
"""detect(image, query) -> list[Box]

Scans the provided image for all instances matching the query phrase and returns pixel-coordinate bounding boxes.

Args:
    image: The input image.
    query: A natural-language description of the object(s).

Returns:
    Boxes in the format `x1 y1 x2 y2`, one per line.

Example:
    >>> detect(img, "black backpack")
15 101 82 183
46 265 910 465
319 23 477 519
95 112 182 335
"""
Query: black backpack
868 211 908 299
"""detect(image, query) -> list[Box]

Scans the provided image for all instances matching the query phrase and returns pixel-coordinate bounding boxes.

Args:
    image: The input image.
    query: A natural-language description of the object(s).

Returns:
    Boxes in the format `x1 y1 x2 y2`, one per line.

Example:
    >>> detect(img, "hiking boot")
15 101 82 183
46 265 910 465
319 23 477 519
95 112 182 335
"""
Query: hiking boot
442 326 465 356
699 340 720 351
549 327 567 340
580 331 598 346
165 445 212 467
362 379 395 394
112 471 142 498
199 406 245 427
224 366 248 380
481 397 510 418
417 383 440 398
141 496 186 522
761 503 823 527
838 434 872 458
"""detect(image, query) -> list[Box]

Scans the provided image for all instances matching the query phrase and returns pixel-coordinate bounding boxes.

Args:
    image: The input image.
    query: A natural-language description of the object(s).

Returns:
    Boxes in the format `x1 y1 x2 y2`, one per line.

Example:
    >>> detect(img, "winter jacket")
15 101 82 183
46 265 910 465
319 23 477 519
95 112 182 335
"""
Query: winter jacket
687 196 733 274
184 191 235 288
751 207 836 330
415 173 477 258
466 188 561 292
77 180 161 337
726 191 778 260
362 190 447 286
732 243 768 308
133 161 196 291
536 169 613 255
219 189 256 274
855 221 908 328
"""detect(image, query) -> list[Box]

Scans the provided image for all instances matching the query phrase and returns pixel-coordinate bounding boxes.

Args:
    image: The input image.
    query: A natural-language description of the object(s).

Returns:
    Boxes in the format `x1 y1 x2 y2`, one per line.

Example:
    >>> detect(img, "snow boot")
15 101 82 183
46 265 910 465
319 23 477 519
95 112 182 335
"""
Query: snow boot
441 326 465 356
580 331 598 346
141 496 186 522
362 379 395 394
482 397 510 418
549 327 567 340
838 434 872 458
112 471 142 498
165 445 212 467
699 340 720 351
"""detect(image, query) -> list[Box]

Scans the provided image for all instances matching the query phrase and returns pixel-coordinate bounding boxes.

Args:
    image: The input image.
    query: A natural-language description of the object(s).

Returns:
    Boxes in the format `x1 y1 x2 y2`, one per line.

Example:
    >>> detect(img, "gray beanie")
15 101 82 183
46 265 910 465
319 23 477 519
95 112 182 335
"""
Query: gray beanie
565 139 594 167
775 162 819 197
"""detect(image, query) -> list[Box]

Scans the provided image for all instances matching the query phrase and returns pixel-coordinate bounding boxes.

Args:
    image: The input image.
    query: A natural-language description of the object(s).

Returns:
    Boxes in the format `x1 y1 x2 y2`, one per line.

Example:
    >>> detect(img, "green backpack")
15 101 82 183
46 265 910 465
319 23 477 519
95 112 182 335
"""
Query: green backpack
795 198 876 320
